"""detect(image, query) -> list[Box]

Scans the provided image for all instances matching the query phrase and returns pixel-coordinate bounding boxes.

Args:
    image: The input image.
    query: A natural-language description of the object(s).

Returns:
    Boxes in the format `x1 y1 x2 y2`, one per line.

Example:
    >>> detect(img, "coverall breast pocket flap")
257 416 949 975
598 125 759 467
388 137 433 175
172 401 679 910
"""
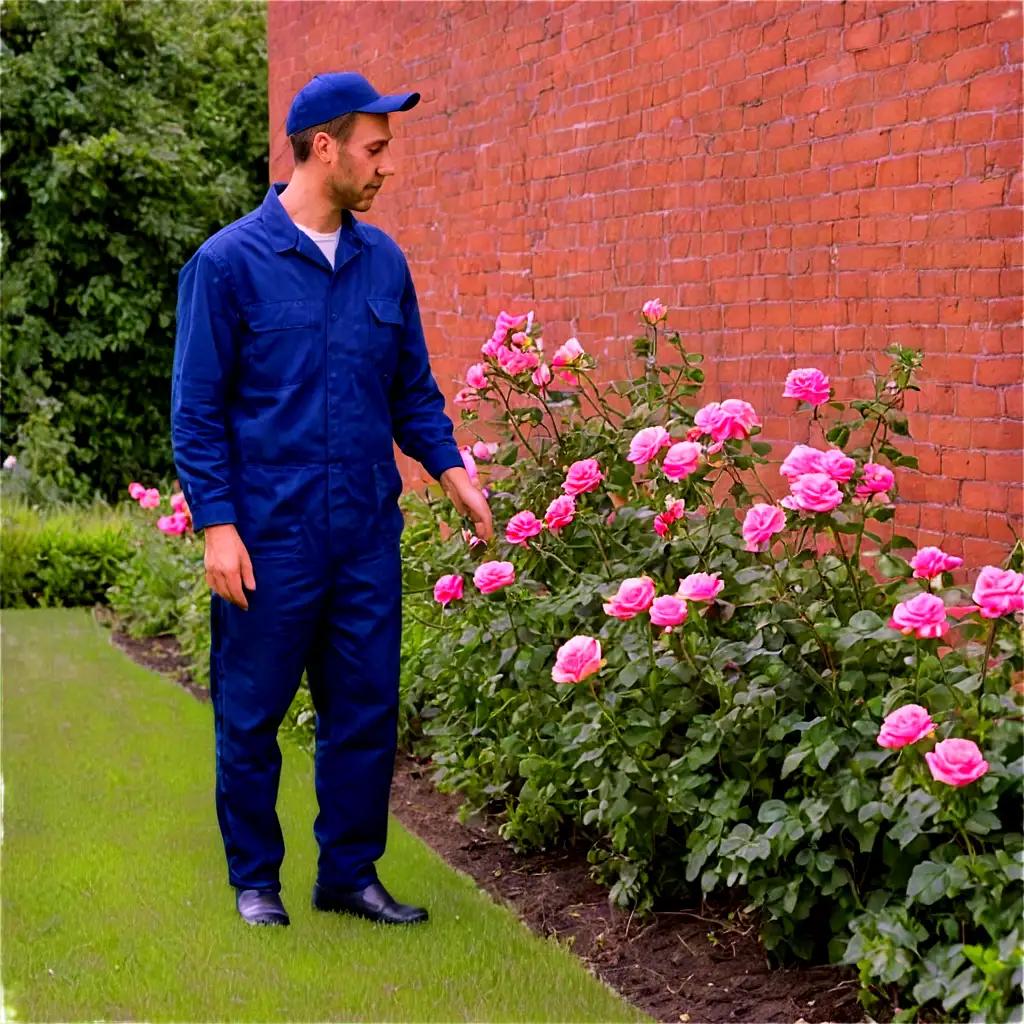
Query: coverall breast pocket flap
367 297 404 327
245 299 312 332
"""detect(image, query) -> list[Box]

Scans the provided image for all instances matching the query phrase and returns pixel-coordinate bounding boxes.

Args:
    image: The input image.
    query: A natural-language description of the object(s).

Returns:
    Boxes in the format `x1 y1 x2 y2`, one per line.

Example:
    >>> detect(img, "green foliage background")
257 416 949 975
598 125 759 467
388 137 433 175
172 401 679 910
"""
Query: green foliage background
0 0 268 501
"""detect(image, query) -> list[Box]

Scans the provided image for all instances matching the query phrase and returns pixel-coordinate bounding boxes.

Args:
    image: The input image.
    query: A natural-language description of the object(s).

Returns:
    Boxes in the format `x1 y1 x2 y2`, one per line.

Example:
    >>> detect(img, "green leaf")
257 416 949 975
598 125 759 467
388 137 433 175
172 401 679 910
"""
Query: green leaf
876 553 911 578
758 799 789 823
849 610 885 632
781 748 811 778
907 861 946 904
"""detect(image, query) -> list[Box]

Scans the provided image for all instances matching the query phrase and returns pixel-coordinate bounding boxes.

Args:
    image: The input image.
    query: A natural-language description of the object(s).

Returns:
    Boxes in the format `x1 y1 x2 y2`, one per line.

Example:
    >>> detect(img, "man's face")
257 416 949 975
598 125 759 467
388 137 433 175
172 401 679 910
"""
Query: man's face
322 113 395 211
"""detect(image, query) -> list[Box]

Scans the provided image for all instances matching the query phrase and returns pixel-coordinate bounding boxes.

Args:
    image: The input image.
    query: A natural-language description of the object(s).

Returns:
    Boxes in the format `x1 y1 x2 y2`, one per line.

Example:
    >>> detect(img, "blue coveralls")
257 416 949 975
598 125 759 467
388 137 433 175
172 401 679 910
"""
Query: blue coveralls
170 181 463 895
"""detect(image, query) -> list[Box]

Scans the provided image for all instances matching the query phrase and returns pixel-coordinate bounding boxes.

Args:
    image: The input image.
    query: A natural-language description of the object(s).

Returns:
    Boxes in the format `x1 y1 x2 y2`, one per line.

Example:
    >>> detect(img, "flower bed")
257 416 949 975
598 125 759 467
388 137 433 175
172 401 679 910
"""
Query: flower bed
393 304 1023 1022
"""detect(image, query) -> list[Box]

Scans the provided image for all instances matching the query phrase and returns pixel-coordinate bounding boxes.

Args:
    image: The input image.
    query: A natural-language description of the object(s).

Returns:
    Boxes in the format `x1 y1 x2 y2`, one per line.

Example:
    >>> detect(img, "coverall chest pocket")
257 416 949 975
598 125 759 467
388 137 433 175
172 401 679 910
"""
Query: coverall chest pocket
242 299 315 389
366 297 403 379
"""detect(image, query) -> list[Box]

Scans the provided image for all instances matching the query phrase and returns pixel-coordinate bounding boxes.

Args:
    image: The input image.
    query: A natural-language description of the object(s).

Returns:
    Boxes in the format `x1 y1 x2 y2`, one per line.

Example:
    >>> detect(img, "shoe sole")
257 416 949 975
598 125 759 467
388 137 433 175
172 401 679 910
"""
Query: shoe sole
239 913 290 926
311 897 427 925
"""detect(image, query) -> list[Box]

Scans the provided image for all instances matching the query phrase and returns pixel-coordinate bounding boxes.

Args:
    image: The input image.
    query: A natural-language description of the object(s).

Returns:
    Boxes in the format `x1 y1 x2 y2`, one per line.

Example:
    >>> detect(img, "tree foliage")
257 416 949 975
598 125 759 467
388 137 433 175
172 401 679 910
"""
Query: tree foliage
1 0 268 499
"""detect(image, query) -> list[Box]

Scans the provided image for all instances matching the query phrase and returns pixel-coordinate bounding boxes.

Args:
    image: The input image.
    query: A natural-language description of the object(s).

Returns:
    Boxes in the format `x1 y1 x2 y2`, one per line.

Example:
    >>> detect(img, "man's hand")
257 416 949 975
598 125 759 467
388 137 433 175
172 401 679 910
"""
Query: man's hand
203 524 256 610
439 466 493 542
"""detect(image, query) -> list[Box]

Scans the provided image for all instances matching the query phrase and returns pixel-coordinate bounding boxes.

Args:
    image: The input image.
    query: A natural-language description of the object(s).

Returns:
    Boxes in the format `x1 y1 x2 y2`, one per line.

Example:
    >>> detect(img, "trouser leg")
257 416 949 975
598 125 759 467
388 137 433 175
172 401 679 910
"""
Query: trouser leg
304 536 403 891
210 556 325 893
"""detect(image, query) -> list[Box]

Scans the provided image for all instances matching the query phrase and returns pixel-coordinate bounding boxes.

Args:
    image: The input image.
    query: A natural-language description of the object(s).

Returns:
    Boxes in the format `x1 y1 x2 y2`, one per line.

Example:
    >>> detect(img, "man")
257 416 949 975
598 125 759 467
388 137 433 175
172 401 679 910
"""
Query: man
171 72 493 928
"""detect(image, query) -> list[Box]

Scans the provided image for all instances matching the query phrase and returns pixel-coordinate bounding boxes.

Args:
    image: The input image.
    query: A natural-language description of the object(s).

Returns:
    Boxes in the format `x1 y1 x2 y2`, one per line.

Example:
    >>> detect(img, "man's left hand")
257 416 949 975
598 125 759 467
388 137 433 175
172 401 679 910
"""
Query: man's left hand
439 466 493 542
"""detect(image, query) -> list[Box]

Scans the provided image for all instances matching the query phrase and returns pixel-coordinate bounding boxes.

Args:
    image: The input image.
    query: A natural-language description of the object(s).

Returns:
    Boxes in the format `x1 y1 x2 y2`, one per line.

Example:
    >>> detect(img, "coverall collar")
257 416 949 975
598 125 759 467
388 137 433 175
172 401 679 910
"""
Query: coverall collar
262 180 378 254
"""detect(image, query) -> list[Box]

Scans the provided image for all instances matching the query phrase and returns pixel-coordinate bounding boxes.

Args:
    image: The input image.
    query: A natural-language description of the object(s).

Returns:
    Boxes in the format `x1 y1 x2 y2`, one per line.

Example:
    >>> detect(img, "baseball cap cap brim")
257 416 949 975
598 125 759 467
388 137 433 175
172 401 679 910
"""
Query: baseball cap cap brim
355 91 420 114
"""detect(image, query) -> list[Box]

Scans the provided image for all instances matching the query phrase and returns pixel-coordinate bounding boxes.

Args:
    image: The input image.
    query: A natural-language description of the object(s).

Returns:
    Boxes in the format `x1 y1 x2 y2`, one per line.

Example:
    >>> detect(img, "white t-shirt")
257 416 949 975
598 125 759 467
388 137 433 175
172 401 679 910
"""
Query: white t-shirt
295 221 341 268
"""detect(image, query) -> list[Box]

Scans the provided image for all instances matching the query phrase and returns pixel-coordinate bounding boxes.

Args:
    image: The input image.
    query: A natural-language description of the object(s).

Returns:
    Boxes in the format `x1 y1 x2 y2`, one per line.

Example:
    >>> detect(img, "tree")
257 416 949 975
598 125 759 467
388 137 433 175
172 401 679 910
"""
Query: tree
1 0 268 499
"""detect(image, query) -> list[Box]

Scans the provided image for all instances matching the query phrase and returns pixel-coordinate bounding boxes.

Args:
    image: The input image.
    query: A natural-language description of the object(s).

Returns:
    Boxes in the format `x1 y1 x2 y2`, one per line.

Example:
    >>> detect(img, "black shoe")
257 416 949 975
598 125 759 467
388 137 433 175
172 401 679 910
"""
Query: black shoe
311 880 428 925
236 888 290 926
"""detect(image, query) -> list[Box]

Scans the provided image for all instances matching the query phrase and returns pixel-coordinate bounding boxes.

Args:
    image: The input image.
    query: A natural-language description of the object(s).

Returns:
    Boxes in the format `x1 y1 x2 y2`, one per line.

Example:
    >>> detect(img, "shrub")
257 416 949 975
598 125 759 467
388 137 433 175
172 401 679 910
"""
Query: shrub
387 305 1023 1021
0 492 132 607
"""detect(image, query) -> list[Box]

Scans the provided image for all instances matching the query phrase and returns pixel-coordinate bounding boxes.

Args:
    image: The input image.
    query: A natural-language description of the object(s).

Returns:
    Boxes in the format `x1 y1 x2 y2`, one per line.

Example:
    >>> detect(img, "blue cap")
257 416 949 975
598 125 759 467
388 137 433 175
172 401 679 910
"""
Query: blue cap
286 72 420 135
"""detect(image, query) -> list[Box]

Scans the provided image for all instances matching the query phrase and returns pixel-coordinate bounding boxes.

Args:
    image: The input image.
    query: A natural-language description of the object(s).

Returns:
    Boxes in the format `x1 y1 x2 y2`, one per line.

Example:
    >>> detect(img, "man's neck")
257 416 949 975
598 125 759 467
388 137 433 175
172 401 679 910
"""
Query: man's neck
278 177 344 234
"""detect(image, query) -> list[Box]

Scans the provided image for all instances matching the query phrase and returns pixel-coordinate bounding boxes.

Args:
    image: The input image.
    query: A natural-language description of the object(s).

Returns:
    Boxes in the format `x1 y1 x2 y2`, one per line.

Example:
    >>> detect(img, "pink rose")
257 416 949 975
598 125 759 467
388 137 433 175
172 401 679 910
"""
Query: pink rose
650 594 687 630
552 635 602 684
139 488 161 510
693 399 761 450
677 572 725 602
741 504 787 552
820 449 856 483
972 566 1024 619
888 592 950 639
498 345 540 376
562 458 604 496
855 463 895 498
780 445 828 481
925 738 990 787
545 495 576 531
781 472 844 513
779 445 856 484
506 510 544 548
662 441 702 481
481 335 506 359
532 363 552 390
876 704 936 749
911 546 964 580
460 446 478 482
552 337 584 366
641 299 667 324
487 309 532 350
128 482 146 500
552 338 584 385
461 527 486 549
466 363 488 389
454 388 480 406
603 576 656 620
472 440 498 461
783 367 831 406
627 426 672 465
170 492 188 514
433 574 464 606
473 560 516 594
157 512 188 535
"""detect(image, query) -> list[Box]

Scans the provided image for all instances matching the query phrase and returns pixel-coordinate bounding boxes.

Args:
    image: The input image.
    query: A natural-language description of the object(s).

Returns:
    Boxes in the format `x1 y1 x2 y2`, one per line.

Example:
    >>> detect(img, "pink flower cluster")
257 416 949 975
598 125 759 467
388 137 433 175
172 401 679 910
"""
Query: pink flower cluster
128 482 191 535
602 572 723 632
888 563 1023 636
687 400 761 455
876 704 989 787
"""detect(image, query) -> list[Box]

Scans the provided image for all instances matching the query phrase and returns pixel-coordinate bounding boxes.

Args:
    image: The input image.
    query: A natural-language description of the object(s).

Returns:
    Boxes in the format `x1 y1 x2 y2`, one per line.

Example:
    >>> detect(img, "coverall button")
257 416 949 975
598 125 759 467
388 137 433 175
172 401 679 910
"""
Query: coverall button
331 313 338 321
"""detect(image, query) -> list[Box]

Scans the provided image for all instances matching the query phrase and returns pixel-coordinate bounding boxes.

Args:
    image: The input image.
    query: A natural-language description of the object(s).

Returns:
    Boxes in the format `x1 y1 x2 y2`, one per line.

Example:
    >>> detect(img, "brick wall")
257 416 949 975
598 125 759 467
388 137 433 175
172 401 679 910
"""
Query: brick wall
267 0 1023 564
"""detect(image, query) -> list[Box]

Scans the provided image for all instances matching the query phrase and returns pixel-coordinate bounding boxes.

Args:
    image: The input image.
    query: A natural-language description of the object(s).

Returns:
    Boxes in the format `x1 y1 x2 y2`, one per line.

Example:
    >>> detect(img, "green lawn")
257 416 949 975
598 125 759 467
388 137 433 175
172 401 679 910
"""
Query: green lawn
2 608 648 1024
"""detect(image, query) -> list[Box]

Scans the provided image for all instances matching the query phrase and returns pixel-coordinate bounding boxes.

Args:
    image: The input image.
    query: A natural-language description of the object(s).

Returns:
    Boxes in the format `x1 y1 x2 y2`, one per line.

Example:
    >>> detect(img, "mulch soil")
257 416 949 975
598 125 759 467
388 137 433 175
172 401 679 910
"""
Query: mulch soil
97 606 870 1024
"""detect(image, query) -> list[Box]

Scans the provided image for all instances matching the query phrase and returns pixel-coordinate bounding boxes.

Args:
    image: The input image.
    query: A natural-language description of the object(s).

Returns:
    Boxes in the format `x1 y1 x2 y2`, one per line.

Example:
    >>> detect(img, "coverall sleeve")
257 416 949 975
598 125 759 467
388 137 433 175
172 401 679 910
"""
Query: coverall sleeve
170 247 240 532
390 261 464 482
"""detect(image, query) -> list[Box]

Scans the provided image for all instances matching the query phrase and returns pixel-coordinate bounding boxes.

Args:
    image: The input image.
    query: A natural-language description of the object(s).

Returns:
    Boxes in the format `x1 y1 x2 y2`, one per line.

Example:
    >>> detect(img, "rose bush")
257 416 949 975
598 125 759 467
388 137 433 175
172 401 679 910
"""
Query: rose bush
392 305 1023 1021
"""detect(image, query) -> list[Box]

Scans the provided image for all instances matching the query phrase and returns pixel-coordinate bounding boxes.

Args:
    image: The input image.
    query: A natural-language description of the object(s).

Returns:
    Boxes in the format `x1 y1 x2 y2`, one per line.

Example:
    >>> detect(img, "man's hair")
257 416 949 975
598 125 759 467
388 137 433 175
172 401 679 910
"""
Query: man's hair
289 111 359 164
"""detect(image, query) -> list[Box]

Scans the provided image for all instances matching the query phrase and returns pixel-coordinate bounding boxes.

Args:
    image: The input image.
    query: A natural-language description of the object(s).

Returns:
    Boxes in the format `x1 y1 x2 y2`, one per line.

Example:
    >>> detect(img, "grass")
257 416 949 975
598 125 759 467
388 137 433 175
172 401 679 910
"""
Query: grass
1 607 649 1023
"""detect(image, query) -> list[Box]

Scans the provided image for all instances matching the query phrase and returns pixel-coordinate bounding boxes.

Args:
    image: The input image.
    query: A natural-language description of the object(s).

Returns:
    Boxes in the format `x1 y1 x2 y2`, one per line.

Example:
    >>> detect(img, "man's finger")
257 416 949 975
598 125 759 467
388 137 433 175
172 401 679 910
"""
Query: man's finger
240 550 256 593
227 569 248 610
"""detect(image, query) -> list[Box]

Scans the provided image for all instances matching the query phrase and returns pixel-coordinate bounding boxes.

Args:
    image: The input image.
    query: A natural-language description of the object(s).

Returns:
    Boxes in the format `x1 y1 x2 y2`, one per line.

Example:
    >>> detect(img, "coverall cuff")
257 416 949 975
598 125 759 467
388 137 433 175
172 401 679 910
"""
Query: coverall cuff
422 444 465 483
190 501 238 533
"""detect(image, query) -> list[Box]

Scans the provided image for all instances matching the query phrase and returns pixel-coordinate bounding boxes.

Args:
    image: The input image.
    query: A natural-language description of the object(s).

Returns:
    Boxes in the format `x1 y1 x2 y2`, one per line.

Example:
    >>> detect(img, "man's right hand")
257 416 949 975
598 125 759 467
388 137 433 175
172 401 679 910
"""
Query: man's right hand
203 524 256 610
